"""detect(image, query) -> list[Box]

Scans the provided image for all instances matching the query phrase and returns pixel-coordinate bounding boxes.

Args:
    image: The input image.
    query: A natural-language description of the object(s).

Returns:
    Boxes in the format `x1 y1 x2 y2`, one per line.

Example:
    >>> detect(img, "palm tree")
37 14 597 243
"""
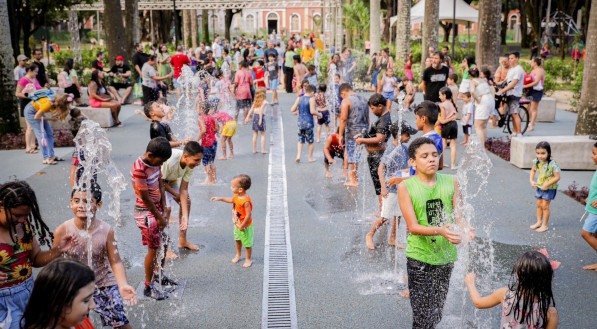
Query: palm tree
395 0 412 65
475 0 501 69
370 0 381 54
421 0 439 66
343 0 370 49
0 0 20 133
575 2 597 135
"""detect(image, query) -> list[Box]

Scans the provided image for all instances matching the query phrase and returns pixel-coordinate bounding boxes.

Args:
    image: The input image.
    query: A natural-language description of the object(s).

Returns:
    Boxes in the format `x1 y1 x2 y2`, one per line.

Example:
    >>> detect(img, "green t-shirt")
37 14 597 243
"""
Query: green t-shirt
284 50 296 68
533 159 560 190
586 170 597 214
403 173 457 265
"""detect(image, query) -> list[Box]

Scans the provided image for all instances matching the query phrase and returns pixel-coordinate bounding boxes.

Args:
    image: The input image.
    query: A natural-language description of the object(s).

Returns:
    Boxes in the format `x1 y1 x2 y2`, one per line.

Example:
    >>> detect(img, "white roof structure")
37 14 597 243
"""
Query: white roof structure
390 0 478 26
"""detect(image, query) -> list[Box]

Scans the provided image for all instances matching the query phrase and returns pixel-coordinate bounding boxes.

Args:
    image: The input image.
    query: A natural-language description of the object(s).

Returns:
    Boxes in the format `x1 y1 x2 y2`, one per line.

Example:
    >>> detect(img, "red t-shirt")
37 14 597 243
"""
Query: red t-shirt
170 53 190 79
253 67 266 88
130 157 162 209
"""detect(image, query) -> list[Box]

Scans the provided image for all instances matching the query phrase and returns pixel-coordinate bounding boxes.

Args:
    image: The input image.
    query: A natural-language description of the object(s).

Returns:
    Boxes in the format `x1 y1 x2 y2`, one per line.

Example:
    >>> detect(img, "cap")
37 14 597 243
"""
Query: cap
17 55 28 61
115 55 124 61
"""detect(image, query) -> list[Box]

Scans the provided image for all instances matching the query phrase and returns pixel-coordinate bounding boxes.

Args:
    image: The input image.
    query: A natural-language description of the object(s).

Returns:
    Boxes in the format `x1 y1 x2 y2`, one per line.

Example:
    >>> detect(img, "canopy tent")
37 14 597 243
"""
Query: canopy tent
390 0 478 27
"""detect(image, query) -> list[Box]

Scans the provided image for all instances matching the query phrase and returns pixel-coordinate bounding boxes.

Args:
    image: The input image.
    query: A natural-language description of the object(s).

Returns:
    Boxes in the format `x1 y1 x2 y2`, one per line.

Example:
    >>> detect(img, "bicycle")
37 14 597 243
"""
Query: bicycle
494 94 530 135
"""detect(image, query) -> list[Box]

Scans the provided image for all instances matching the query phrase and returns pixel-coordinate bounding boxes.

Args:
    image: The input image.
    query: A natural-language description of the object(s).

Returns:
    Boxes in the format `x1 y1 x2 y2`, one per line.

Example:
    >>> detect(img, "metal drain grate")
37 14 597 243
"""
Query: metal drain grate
261 108 297 329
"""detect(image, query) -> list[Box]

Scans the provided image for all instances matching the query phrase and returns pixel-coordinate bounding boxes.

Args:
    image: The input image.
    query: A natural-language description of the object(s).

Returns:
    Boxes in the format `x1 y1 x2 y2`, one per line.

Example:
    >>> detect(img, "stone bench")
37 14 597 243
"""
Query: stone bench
510 135 596 170
536 96 556 122
78 107 114 128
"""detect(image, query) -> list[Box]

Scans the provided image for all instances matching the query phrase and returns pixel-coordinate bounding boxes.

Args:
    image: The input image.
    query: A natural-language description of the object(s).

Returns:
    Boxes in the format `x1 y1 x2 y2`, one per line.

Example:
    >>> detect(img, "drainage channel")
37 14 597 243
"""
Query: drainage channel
261 106 297 329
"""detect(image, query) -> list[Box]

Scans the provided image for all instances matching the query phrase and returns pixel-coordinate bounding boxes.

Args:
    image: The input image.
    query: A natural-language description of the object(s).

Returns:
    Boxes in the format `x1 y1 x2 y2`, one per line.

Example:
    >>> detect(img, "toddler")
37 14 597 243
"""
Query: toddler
315 84 330 143
460 92 474 145
529 141 560 232
213 111 237 160
245 88 269 154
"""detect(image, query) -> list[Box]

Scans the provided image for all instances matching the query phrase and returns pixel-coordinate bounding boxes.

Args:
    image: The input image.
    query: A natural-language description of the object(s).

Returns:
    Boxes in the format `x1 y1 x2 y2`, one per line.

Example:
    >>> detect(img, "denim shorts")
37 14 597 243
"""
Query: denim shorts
94 285 129 327
582 212 597 233
202 142 217 165
297 128 314 144
535 188 557 201
0 277 34 329
507 96 521 115
345 138 361 164
269 79 279 91
382 91 395 102
528 89 544 102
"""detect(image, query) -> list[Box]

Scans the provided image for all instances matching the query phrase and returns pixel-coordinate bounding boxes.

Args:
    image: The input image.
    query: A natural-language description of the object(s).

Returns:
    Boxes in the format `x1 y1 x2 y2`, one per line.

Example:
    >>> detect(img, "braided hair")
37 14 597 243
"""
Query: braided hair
0 181 53 247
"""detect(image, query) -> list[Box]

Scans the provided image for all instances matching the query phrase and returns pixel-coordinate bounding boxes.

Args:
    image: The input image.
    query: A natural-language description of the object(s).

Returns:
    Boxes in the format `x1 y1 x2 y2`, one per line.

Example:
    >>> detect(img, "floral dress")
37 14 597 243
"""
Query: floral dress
0 226 34 289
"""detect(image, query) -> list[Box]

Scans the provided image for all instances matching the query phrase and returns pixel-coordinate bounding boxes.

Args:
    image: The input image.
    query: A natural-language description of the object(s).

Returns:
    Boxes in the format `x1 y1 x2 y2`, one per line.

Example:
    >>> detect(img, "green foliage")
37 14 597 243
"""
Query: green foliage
318 51 330 82
343 0 370 48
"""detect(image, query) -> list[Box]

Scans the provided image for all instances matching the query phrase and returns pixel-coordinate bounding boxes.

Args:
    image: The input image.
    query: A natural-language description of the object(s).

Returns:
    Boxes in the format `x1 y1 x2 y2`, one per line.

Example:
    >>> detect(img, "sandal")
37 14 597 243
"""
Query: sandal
52 157 65 161
43 159 58 165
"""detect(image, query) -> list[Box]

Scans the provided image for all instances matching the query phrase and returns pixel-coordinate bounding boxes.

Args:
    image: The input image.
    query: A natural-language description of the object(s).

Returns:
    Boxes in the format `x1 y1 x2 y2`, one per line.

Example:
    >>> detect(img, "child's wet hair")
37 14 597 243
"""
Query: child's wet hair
368 93 386 107
143 101 157 118
52 94 72 120
307 64 316 71
184 141 204 156
338 83 352 93
146 137 172 160
507 250 555 327
0 181 54 246
414 101 439 125
71 182 103 203
318 84 327 93
408 137 436 159
535 141 552 163
304 84 315 93
21 259 95 329
70 107 82 118
235 174 252 190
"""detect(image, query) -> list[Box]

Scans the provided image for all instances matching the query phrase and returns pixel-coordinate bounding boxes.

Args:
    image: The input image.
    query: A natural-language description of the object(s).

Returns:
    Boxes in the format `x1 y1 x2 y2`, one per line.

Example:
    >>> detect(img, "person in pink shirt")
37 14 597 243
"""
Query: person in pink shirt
15 64 42 154
234 61 253 121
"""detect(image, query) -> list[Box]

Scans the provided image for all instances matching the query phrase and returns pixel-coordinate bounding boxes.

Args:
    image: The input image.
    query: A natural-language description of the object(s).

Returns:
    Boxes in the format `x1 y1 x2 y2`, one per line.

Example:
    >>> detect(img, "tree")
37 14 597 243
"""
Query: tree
190 9 198 48
103 0 127 61
183 10 191 48
421 0 439 65
0 0 20 133
201 10 210 44
395 0 412 65
124 0 140 53
382 0 394 43
343 0 370 49
224 9 241 41
370 0 381 54
575 1 597 135
476 0 501 69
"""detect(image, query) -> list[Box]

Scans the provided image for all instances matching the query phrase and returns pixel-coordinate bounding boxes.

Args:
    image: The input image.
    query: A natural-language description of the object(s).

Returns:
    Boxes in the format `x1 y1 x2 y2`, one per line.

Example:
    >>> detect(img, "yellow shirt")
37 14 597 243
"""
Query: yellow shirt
301 47 315 63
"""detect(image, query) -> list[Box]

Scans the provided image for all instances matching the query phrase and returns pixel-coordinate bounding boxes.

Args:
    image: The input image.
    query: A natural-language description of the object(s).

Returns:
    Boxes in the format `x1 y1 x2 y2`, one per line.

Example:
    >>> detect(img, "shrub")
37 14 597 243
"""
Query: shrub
485 137 511 161
563 181 589 205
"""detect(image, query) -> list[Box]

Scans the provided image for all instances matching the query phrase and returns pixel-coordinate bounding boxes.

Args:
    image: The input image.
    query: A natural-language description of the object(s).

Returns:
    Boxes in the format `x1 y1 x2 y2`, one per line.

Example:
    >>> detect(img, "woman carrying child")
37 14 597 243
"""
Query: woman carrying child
245 88 269 154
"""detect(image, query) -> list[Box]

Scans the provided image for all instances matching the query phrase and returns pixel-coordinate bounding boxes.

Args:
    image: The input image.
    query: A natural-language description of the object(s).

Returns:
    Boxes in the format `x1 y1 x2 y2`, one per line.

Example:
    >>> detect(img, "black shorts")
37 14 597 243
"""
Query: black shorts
112 82 131 90
142 85 159 103
367 151 384 195
440 121 458 140
324 149 344 165
462 124 471 135
64 85 81 99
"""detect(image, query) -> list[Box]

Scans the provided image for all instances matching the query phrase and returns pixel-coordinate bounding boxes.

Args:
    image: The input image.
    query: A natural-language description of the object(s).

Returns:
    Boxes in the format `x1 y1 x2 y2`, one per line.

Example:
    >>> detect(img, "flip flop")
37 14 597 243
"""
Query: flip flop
53 157 65 161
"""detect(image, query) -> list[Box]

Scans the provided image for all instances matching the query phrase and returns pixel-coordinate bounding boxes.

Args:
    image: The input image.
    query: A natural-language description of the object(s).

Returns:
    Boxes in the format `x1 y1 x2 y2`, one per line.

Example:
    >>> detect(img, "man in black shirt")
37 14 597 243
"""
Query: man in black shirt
132 43 150 78
109 55 133 104
91 51 105 71
264 41 278 61
422 52 450 102
32 49 48 87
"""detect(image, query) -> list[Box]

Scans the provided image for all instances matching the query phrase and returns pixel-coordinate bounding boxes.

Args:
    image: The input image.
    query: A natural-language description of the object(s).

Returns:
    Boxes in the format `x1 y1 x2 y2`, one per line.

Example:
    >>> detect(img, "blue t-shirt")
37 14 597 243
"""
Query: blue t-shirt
381 143 409 193
587 170 597 214
423 130 443 154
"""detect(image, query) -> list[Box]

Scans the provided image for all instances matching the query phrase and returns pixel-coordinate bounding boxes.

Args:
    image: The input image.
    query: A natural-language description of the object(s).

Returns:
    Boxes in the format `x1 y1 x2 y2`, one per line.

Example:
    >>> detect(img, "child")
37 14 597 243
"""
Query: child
265 54 280 104
447 73 459 102
397 137 469 328
198 103 218 184
245 88 269 154
20 259 96 329
253 60 266 90
581 142 597 270
290 84 319 162
323 129 346 178
366 121 417 250
331 73 342 127
144 101 185 148
69 107 86 138
293 55 308 95
54 185 137 328
415 101 444 171
315 84 330 143
131 137 173 300
213 111 237 160
211 174 254 268
0 181 75 329
379 67 399 111
438 87 458 169
306 64 318 89
460 92 474 145
464 250 558 328
529 141 561 233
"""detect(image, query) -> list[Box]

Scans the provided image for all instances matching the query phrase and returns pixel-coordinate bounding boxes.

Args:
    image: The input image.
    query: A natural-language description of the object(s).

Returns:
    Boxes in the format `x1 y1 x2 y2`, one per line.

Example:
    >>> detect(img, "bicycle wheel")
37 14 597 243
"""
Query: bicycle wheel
506 106 530 135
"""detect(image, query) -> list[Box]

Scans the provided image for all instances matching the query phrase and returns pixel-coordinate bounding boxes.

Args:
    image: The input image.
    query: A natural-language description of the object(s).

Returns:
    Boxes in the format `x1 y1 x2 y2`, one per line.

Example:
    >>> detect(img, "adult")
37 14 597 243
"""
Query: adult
301 42 315 64
156 44 172 88
195 42 208 69
421 52 450 102
13 54 27 81
109 55 133 104
367 52 381 91
88 70 122 126
523 58 546 131
212 37 223 59
31 49 48 88
494 56 510 86
15 63 41 154
404 53 414 81
57 58 85 106
540 43 550 59
469 67 493 146
341 48 357 86
233 61 253 121
264 41 278 61
441 46 453 70
203 50 216 75
497 52 525 136
141 55 171 104
91 51 105 71
283 45 296 93
376 48 394 86
132 43 150 78
292 55 308 94
338 83 370 187
458 56 476 95
170 45 191 88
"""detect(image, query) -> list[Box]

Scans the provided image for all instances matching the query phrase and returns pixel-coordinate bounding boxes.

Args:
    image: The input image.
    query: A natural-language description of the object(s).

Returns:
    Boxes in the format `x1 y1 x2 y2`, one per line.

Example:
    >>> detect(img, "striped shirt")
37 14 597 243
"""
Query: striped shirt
131 157 162 209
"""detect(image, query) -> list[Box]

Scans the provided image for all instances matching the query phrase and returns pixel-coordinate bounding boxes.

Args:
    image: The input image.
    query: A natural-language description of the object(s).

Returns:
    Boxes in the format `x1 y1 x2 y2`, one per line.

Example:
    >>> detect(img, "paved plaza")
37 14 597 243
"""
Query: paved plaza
1 93 595 328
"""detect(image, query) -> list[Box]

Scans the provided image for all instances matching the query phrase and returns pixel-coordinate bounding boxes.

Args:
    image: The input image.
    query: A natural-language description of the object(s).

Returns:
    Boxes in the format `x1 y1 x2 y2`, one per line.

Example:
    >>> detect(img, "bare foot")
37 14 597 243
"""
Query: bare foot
242 259 253 268
530 222 541 229
365 233 375 250
388 236 396 247
228 154 234 159
165 250 179 260
261 151 268 154
535 225 548 233
231 255 241 264
400 289 410 299
218 156 227 160
179 241 199 251
582 263 597 271
253 151 257 154
295 158 300 163
344 181 358 187
308 158 316 163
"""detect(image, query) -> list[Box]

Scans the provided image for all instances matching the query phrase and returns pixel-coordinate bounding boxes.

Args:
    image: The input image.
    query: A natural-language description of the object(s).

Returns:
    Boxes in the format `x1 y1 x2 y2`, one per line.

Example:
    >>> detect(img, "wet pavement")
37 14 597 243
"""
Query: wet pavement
1 92 595 328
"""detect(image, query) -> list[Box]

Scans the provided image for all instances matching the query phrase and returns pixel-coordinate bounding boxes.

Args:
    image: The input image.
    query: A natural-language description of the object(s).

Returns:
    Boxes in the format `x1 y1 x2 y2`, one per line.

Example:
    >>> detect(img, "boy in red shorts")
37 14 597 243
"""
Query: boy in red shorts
130 137 173 300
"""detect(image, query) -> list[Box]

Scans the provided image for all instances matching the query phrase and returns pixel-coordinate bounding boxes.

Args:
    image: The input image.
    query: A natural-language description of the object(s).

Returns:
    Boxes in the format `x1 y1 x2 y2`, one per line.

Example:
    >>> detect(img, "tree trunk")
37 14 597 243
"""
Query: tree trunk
520 6 530 48
440 22 452 43
475 0 501 70
370 0 381 54
0 0 20 134
421 0 439 66
182 10 190 48
395 0 411 65
103 0 127 60
190 10 198 48
21 2 32 57
344 0 352 48
7 0 20 59
382 0 393 43
224 9 234 41
124 0 139 58
201 10 210 44
575 0 597 135
501 0 509 45
525 0 542 46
